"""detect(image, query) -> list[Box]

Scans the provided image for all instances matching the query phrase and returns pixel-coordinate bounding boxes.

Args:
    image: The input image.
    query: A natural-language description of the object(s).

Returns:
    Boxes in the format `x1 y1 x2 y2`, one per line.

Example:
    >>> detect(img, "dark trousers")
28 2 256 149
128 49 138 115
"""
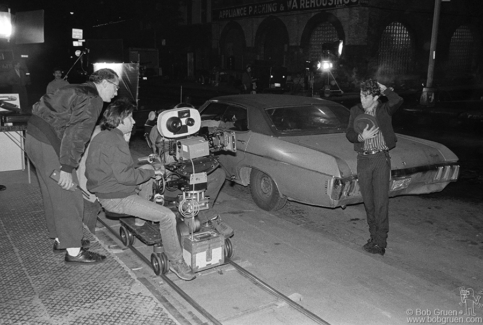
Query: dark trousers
83 199 101 233
13 85 29 112
25 135 84 249
357 151 391 248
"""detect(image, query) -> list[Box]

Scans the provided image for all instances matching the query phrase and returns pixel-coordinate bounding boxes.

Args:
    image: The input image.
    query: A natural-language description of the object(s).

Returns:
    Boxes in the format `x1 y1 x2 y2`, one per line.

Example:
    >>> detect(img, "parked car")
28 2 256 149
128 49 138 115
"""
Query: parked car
198 94 460 211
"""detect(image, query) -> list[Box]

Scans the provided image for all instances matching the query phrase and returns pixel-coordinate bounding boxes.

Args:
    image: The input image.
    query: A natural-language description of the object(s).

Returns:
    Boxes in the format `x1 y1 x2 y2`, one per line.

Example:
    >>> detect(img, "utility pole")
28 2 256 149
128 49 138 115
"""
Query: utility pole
420 0 442 107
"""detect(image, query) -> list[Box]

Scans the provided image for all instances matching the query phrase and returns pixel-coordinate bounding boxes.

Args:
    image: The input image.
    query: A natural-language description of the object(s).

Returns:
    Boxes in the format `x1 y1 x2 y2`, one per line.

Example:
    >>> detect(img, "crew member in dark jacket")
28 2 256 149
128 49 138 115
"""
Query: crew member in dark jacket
346 79 403 255
25 68 119 264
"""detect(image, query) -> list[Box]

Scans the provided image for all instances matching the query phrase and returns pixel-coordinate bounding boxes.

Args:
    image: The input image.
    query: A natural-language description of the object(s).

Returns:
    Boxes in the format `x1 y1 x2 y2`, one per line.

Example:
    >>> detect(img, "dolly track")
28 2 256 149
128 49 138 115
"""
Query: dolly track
98 217 331 325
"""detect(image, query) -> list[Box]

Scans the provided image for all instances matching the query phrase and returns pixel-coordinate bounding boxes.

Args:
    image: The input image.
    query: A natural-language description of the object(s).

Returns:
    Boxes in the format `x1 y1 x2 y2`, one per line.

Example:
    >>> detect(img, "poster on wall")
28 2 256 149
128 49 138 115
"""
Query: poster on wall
0 93 21 113
0 93 24 172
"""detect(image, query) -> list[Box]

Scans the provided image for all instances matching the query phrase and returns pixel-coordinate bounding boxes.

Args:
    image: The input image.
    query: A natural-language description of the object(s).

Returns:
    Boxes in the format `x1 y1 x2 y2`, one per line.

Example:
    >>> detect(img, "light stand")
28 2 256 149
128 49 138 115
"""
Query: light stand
321 68 343 97
64 48 89 80
318 47 344 97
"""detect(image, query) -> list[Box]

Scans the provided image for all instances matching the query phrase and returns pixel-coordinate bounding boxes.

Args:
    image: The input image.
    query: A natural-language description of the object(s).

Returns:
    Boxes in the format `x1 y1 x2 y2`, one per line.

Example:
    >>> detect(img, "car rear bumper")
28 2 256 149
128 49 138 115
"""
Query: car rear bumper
329 163 460 208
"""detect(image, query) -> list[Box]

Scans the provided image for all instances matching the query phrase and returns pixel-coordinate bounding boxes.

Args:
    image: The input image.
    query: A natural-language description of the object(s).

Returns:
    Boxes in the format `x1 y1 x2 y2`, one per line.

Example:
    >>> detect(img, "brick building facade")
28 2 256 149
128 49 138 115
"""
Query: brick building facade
178 0 483 90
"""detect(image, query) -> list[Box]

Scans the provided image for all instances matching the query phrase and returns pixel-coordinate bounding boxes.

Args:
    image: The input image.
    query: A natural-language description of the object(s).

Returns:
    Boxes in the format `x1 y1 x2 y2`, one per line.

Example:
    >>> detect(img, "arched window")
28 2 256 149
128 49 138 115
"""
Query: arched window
378 22 414 78
447 25 474 77
222 28 245 70
308 22 338 61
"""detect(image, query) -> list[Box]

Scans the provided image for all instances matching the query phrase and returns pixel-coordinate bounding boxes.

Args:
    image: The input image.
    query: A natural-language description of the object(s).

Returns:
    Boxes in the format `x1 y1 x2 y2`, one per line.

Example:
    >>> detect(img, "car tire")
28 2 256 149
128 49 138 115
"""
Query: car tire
250 169 287 211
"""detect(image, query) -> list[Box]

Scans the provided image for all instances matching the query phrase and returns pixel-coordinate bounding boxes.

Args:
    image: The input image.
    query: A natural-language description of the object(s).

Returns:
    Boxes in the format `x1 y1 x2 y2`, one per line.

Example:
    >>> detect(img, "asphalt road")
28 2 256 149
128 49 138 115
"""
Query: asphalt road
127 128 483 324
128 91 483 323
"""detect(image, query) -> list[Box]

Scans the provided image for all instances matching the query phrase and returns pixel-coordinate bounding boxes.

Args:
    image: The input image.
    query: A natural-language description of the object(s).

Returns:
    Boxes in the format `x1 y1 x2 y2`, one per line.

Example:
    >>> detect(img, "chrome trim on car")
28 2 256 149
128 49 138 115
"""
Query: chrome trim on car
330 163 460 201
392 163 459 179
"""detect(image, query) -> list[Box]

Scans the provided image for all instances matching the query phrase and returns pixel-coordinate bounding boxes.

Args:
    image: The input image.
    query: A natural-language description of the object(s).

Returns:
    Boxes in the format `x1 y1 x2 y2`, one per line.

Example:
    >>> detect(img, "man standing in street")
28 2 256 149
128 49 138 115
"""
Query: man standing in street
346 79 403 256
25 68 119 264
241 65 256 94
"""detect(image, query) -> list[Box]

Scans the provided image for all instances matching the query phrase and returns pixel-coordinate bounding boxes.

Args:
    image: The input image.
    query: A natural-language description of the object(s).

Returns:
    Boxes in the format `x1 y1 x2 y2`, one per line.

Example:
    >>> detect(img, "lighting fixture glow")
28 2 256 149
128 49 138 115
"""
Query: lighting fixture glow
320 60 333 71
0 12 12 38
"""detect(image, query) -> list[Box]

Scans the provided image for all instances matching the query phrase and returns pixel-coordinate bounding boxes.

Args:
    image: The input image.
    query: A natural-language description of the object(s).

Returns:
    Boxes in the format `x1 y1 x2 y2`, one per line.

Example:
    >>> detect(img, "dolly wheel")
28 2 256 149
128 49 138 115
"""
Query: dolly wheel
151 253 162 275
160 253 169 274
151 253 169 276
120 226 134 247
224 238 234 260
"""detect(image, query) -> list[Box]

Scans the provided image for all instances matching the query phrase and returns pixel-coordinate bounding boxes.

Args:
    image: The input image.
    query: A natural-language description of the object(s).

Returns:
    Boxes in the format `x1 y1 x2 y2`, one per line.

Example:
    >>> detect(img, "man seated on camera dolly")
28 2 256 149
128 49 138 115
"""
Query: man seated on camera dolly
85 98 195 281
146 103 227 229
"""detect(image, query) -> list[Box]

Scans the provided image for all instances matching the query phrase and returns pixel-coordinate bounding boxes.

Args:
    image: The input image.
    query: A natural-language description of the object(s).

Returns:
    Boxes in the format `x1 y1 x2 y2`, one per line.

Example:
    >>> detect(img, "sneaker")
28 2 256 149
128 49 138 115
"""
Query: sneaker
364 244 385 256
206 215 234 238
214 220 234 238
170 259 196 281
134 218 146 227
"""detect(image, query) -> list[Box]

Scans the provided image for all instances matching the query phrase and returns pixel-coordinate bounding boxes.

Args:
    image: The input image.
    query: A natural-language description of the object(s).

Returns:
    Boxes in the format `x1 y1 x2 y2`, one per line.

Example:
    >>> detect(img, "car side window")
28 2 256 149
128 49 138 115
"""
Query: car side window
201 102 228 121
221 105 248 131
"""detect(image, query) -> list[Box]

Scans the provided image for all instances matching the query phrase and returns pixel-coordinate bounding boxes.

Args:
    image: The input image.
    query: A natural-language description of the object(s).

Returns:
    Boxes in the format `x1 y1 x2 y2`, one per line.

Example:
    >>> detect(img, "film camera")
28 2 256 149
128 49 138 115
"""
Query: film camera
141 106 236 272
136 104 236 274
151 106 236 208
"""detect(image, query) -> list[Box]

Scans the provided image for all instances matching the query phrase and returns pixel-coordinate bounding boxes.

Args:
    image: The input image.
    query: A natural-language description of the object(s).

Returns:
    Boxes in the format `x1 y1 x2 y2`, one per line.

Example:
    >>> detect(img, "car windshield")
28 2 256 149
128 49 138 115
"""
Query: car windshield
265 104 349 135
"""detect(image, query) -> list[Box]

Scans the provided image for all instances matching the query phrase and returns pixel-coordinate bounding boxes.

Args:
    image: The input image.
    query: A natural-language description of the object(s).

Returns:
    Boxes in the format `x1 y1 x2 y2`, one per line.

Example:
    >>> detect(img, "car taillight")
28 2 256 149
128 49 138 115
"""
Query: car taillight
330 177 358 200
433 165 459 182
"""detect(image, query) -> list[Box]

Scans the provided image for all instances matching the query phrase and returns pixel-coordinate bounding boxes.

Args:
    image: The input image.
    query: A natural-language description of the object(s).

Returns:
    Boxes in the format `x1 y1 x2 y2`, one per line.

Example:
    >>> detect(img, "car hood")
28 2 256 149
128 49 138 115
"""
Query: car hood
281 133 458 177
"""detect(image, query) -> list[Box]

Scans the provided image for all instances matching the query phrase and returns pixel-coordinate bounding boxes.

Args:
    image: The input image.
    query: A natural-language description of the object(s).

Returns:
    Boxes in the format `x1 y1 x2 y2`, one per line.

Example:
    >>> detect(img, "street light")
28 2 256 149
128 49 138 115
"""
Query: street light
421 0 444 107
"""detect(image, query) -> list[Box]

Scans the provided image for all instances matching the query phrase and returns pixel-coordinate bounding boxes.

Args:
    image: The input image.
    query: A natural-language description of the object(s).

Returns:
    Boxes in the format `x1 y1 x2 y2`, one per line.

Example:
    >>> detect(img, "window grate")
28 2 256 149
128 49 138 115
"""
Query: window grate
447 26 474 77
378 22 415 77
308 22 338 61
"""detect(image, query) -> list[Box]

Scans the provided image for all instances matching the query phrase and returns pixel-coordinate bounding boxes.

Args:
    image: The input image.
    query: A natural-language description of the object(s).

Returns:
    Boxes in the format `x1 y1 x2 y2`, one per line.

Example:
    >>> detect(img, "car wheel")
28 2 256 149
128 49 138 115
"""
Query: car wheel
250 169 287 211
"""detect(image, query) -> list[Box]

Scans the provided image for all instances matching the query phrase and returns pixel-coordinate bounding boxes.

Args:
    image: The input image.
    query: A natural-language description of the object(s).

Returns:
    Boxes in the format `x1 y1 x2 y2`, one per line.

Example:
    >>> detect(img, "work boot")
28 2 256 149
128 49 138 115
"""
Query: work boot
170 259 196 281
363 237 375 250
364 244 385 256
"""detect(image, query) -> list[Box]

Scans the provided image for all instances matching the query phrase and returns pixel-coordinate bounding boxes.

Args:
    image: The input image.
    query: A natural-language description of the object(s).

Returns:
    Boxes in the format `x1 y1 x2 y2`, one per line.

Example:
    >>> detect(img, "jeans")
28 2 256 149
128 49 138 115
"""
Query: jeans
357 151 391 248
165 168 226 223
98 177 182 262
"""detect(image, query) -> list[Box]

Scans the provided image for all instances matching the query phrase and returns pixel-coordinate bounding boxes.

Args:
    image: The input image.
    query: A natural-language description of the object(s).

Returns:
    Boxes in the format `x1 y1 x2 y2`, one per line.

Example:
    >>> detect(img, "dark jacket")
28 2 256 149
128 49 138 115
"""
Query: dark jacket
27 82 104 173
346 89 403 152
8 67 30 110
85 128 155 199
241 71 253 93
7 67 28 87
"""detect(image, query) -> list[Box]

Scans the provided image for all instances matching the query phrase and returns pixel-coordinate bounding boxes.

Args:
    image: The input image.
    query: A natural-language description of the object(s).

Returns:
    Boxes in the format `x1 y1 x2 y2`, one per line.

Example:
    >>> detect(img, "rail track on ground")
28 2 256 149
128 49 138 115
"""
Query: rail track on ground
98 217 331 325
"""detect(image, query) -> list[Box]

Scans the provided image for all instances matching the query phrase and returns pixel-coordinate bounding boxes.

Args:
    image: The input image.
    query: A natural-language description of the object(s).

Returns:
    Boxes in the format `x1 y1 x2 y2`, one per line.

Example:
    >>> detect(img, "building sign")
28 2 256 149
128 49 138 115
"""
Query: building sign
72 28 83 39
213 0 360 21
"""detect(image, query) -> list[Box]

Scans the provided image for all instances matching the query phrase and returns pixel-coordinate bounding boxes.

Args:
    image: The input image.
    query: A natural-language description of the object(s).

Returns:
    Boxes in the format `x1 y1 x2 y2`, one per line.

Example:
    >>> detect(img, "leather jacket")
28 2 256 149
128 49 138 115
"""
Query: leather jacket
27 82 104 173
